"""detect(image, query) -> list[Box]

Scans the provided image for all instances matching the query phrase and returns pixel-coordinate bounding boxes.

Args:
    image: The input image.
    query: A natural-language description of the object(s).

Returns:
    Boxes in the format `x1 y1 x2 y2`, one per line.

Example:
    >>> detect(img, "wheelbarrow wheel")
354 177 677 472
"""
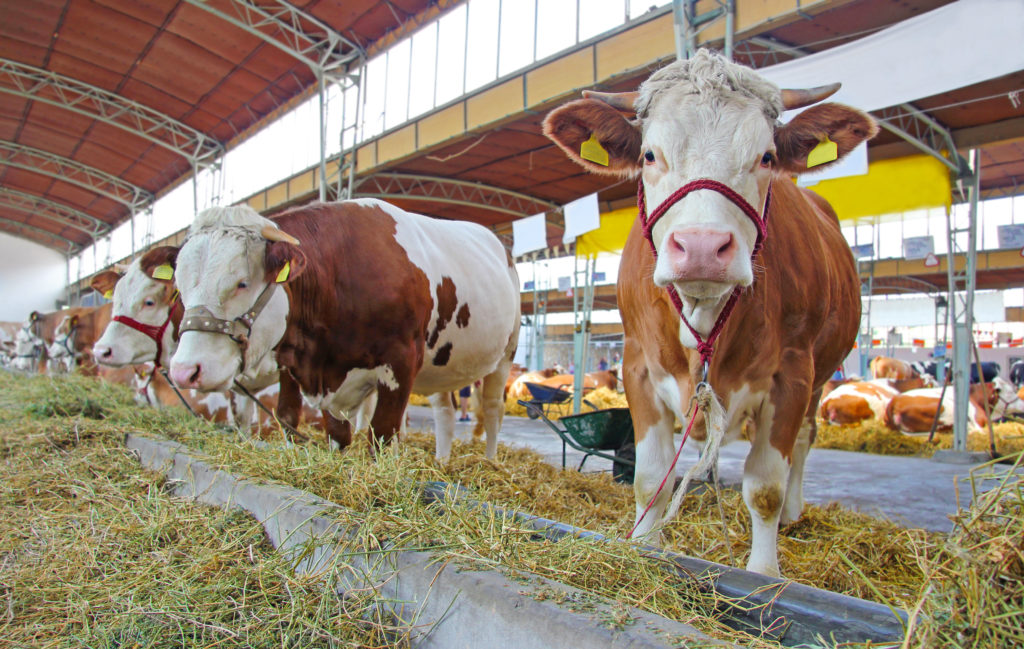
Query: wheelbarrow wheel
527 406 540 419
613 441 635 484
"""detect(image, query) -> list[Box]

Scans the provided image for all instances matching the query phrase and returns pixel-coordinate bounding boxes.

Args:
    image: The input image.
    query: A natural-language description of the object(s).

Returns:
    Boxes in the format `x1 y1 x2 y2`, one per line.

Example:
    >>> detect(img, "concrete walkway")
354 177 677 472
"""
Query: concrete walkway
409 406 1021 533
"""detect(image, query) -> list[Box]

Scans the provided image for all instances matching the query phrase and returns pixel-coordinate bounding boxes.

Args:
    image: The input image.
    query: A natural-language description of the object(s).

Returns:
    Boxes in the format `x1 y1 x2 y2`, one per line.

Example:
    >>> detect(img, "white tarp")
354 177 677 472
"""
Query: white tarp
760 0 1024 114
562 192 601 244
512 212 548 257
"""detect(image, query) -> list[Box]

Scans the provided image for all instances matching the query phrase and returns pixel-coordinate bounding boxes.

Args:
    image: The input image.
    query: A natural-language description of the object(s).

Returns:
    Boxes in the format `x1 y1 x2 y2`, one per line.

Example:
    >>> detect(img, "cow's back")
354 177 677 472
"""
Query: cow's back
273 200 519 396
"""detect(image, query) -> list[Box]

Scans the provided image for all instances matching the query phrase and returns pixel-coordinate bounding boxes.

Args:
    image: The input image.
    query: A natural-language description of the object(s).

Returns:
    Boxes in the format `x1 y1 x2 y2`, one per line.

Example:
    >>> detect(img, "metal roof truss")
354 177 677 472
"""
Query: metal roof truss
0 215 79 253
352 173 561 219
0 187 111 237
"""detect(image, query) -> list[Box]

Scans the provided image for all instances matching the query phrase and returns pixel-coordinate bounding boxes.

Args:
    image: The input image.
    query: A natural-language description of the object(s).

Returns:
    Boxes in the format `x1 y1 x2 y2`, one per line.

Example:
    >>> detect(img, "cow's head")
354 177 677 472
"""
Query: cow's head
169 206 305 392
544 49 877 341
91 246 179 367
11 319 44 372
46 314 79 374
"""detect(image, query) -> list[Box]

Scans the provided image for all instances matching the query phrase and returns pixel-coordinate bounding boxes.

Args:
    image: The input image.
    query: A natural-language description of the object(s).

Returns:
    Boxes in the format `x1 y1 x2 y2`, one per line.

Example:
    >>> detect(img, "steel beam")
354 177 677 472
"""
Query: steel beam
183 0 364 78
0 187 111 237
353 173 561 218
0 140 152 210
0 215 79 252
0 58 223 169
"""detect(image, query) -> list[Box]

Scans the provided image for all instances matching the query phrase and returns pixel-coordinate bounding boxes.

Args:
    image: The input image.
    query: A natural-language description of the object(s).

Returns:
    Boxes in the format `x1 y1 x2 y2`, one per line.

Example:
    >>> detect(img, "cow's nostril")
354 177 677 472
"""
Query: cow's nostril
189 365 201 385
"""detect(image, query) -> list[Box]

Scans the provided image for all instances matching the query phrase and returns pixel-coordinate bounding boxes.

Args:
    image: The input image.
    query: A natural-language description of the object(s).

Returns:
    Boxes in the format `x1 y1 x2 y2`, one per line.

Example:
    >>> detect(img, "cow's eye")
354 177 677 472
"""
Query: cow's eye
144 298 155 307
760 151 774 167
644 150 656 164
237 281 248 290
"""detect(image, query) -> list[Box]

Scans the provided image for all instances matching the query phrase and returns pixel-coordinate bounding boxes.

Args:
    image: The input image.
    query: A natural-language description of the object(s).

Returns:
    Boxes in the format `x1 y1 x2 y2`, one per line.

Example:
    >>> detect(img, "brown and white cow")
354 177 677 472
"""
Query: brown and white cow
819 380 898 426
869 356 918 380
885 383 998 434
47 303 113 375
90 248 329 437
543 50 876 575
167 200 521 460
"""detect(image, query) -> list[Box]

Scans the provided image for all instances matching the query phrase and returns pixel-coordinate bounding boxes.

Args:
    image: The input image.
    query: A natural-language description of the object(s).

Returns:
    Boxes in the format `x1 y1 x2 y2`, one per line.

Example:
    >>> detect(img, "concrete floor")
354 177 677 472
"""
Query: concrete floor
409 405 1021 533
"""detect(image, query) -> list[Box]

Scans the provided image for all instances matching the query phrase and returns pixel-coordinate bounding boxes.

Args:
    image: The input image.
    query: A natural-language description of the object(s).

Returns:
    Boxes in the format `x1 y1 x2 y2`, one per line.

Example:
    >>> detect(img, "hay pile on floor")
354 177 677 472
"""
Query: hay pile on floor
905 453 1024 648
0 374 403 647
816 419 1024 457
16 373 1024 646
505 387 628 419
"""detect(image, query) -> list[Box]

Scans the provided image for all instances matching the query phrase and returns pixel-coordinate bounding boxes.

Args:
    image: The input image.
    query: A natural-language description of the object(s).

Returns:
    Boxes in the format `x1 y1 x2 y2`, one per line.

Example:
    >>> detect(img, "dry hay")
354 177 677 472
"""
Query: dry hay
815 419 1024 458
0 374 405 647
505 386 628 419
6 372 1022 647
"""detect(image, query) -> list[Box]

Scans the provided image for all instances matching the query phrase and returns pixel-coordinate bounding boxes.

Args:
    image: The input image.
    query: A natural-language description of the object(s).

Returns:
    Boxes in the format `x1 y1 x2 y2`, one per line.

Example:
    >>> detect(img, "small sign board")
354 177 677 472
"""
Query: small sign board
997 223 1024 249
924 252 939 267
850 243 874 259
903 235 934 261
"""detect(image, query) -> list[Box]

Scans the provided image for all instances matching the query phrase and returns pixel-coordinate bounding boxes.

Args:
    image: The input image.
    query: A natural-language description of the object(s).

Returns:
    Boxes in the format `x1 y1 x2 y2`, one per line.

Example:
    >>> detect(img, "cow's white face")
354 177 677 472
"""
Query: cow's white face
641 91 775 338
93 262 171 367
170 228 289 392
11 324 43 371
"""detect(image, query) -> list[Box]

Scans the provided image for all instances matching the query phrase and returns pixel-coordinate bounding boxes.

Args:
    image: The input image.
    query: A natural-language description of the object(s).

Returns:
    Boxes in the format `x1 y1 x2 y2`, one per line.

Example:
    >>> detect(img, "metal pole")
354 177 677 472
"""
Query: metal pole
496 0 503 79
724 0 735 60
130 206 136 257
672 0 687 60
318 72 327 203
952 150 981 452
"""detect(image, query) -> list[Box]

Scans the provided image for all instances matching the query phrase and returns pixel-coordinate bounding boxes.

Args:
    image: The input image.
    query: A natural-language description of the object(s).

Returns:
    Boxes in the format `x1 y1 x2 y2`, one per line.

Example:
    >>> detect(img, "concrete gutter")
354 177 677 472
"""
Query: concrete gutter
421 483 908 647
125 433 736 649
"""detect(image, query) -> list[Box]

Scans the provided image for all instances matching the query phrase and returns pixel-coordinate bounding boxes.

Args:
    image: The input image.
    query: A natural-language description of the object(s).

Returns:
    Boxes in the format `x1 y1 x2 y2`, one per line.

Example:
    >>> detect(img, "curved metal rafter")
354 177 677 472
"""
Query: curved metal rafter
0 215 79 253
352 173 561 219
0 59 224 169
0 141 153 210
0 187 111 237
183 0 365 77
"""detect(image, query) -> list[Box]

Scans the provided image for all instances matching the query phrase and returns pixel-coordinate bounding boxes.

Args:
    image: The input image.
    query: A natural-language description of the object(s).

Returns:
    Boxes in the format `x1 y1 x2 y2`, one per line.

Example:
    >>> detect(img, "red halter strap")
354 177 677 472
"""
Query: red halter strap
112 298 183 368
637 177 772 366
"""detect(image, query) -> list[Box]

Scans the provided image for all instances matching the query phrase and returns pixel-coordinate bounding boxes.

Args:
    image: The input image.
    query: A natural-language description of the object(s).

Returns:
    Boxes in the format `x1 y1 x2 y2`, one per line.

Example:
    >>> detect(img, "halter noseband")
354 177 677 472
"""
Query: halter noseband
178 282 279 372
637 177 772 366
112 295 182 368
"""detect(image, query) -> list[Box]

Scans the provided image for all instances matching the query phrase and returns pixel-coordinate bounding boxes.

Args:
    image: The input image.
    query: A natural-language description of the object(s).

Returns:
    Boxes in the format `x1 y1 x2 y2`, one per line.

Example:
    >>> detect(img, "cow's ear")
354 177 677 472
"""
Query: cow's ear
90 271 121 299
543 99 642 176
774 103 879 175
139 246 180 285
264 241 307 285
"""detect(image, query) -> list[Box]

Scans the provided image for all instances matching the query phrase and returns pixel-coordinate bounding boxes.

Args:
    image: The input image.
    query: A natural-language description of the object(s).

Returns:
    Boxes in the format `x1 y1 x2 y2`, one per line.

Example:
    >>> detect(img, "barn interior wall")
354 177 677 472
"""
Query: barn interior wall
0 232 66 322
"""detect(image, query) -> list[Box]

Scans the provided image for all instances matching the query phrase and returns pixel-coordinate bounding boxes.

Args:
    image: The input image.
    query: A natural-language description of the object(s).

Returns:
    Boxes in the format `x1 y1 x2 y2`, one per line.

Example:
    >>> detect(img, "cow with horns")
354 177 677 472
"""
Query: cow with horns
167 201 520 459
543 50 876 576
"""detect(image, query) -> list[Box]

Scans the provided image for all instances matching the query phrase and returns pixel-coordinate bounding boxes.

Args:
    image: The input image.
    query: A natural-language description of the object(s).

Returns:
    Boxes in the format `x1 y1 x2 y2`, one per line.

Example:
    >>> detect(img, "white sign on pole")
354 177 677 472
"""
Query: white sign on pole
903 235 934 261
512 213 547 257
997 224 1024 249
562 192 600 244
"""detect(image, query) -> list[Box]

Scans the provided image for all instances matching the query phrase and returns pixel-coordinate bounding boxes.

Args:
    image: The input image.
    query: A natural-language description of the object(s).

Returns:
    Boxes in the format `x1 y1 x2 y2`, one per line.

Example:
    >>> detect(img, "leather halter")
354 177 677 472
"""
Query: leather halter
637 177 772 366
112 296 183 369
178 282 278 372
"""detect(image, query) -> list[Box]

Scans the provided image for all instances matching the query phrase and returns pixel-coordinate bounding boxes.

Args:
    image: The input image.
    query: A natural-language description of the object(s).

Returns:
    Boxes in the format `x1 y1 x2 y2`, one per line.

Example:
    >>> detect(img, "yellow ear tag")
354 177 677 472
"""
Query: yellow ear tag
580 134 609 167
275 261 290 283
807 137 838 168
103 289 113 300
152 264 174 280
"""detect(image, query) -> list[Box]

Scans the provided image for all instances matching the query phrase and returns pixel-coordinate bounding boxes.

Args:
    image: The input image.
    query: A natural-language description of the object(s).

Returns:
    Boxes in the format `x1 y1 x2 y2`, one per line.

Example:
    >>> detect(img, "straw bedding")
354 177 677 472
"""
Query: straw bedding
2 372 1021 647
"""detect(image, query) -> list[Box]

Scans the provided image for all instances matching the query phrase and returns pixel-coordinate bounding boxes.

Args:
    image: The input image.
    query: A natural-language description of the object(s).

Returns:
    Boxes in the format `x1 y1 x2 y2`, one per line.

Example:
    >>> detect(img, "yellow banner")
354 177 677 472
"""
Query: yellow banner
802 154 951 222
576 206 635 258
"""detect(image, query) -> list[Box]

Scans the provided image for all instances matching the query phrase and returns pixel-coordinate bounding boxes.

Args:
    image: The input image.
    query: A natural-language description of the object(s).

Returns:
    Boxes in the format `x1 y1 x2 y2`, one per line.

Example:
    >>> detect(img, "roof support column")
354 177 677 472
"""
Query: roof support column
318 72 328 203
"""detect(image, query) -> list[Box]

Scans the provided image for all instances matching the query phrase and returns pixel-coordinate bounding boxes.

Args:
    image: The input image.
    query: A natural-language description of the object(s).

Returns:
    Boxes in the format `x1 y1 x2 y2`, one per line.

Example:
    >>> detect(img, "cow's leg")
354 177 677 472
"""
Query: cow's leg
354 390 378 433
429 391 459 460
624 346 677 544
480 360 512 459
781 399 817 526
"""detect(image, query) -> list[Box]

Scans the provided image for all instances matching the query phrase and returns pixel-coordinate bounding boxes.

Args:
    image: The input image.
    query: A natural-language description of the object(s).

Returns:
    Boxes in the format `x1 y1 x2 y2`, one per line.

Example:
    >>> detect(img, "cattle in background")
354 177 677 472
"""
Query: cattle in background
8 320 46 372
1009 360 1024 387
869 356 919 380
90 249 327 437
990 376 1024 421
168 200 521 460
885 382 999 434
505 366 559 401
46 304 113 375
970 361 1000 384
819 381 898 426
543 50 875 575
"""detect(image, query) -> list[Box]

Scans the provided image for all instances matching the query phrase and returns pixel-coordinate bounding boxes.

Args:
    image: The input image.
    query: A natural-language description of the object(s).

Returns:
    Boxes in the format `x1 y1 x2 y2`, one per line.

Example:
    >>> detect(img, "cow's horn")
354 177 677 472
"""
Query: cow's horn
260 224 300 246
113 263 130 275
780 83 841 110
583 90 640 113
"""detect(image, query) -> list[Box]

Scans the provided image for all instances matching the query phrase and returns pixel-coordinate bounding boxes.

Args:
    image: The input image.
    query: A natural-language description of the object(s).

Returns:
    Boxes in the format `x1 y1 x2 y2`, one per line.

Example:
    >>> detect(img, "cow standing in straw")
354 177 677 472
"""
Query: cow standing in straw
544 50 875 576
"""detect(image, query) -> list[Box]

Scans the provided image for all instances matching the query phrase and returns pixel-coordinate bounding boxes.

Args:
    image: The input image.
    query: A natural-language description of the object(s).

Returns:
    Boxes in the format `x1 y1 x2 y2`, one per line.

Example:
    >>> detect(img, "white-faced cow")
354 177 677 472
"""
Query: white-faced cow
544 50 876 576
167 200 521 459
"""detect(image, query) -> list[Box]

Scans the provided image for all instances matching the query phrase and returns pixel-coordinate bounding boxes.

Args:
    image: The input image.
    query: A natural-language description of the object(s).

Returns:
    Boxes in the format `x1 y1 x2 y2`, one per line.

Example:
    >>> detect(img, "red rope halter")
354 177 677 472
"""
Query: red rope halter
637 177 772 366
112 297 183 368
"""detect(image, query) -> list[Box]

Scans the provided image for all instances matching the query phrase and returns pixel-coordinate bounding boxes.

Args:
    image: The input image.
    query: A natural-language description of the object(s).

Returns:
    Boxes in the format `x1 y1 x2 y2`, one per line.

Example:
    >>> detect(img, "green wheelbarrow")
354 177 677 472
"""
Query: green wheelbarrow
518 400 636 483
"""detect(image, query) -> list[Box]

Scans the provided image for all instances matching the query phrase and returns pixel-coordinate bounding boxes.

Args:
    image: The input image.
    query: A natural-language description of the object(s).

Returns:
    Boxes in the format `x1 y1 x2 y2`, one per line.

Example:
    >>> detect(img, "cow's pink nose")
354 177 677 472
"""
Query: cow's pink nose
169 363 202 389
665 228 737 281
93 344 112 360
